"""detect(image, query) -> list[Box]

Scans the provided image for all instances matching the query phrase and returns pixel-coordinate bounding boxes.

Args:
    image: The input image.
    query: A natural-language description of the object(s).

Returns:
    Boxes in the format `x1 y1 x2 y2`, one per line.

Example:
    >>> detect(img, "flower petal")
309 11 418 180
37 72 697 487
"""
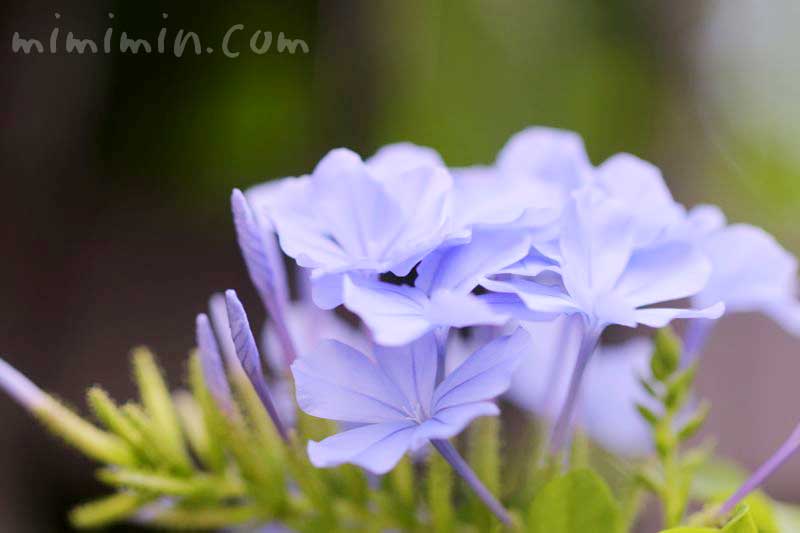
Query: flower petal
424 290 510 329
416 229 532 294
373 334 439 419
481 276 579 315
616 241 712 308
633 302 725 328
432 328 531 412
497 127 592 205
307 421 416 474
595 153 684 245
342 277 432 346
559 187 636 304
695 224 799 314
292 340 410 423
412 402 500 449
367 142 445 178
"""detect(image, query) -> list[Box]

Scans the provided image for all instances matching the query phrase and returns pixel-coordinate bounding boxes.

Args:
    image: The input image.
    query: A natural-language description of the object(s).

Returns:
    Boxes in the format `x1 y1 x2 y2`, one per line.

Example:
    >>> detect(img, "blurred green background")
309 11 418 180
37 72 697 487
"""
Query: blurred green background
1 1 799 531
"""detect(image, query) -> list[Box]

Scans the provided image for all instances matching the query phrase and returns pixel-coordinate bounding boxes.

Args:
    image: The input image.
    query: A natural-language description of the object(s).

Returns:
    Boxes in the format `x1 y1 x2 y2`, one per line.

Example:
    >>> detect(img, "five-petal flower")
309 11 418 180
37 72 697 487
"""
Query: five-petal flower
291 328 531 474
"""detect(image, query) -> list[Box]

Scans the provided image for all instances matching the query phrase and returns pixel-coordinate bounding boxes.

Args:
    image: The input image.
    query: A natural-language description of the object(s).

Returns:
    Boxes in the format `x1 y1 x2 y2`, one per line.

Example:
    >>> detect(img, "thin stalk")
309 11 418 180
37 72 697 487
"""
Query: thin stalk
719 421 800 517
431 439 511 526
434 326 449 386
550 327 602 454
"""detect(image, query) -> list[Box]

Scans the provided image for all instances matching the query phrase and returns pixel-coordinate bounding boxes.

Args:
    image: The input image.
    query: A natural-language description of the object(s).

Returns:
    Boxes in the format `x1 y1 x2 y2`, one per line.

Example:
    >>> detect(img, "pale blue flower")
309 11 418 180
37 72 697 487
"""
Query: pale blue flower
291 328 531 474
252 146 465 310
485 187 724 331
483 186 722 451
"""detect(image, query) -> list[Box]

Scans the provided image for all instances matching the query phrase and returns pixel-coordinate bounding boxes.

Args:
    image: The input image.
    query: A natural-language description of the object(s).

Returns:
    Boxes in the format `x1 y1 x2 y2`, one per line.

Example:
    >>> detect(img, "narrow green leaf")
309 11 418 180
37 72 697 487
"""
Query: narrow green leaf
638 375 660 398
665 365 698 412
97 467 243 499
69 492 153 529
636 403 660 426
144 504 263 529
526 469 623 533
132 348 192 473
678 402 711 442
35 396 138 468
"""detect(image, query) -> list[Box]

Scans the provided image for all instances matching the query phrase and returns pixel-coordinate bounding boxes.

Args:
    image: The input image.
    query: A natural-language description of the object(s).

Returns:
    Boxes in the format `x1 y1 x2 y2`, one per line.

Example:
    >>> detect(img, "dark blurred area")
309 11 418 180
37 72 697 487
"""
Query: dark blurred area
1 1 799 531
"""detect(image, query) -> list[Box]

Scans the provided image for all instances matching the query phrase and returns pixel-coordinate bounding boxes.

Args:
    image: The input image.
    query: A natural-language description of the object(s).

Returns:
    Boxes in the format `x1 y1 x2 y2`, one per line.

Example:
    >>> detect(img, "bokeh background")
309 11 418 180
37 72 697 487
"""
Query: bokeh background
2 1 799 531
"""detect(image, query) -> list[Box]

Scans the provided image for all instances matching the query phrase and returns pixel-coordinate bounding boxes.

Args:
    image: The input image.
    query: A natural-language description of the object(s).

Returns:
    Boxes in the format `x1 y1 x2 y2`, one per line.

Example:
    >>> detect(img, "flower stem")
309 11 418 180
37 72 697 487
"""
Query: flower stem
431 439 511 526
719 421 800 517
550 327 602 455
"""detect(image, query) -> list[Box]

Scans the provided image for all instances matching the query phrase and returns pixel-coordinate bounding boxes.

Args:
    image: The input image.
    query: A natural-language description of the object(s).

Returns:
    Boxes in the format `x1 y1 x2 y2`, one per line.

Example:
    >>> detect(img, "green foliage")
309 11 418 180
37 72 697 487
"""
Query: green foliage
526 469 622 533
17 329 799 532
634 329 713 529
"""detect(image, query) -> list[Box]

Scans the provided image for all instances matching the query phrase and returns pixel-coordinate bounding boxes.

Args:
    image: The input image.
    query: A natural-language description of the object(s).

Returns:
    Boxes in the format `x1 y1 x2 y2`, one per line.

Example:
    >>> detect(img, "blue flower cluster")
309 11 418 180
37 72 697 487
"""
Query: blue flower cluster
238 127 800 474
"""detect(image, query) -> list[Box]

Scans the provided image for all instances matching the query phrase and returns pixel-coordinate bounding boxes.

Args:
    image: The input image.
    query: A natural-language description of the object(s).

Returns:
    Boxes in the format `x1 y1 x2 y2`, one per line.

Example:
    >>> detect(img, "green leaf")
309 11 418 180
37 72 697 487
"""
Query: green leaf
96 467 243 500
636 403 660 426
526 469 622 533
665 365 698 412
652 328 682 382
738 493 779 533
678 401 711 442
69 492 154 529
34 396 139 468
638 375 660 398
87 386 148 458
